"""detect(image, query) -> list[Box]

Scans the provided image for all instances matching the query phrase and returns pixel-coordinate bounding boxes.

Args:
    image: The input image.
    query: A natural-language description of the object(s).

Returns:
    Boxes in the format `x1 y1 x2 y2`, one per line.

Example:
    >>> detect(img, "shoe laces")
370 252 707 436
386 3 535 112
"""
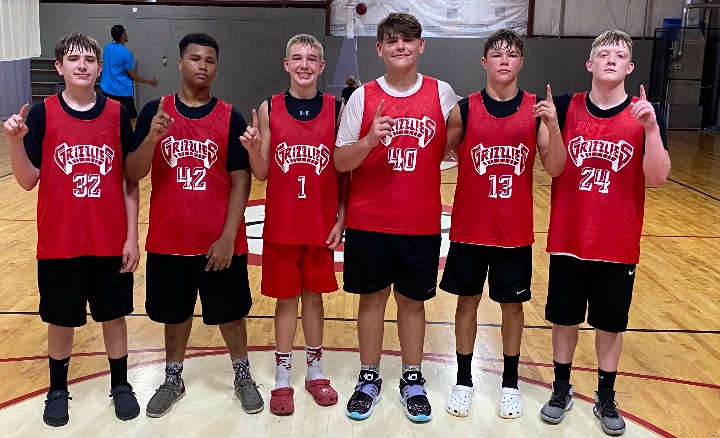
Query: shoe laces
45 392 72 404
596 394 620 418
110 385 136 398
354 378 380 398
548 384 570 408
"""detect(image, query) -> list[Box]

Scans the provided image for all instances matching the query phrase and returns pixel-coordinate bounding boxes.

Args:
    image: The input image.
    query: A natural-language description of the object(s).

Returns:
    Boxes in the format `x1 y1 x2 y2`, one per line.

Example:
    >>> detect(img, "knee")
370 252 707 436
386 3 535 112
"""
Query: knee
457 295 482 314
394 293 425 312
276 295 301 310
301 290 323 307
500 302 524 316
360 289 391 308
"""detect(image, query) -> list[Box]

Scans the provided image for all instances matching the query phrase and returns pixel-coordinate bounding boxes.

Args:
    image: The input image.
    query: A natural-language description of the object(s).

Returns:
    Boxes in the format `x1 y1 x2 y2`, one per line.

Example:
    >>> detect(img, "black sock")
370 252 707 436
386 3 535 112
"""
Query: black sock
553 360 572 382
501 353 520 389
108 355 128 388
597 368 617 392
49 356 70 392
456 352 473 387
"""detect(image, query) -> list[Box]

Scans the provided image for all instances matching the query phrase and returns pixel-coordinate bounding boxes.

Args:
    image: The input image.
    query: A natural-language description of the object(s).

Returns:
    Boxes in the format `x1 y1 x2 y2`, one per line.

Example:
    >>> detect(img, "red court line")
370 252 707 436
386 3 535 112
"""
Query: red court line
0 346 677 437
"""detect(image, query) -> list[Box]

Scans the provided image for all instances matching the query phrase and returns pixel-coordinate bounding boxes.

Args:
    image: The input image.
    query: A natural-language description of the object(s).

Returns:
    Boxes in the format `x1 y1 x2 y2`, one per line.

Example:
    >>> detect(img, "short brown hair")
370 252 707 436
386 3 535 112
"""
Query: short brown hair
590 30 633 60
286 34 324 60
54 32 101 62
483 29 523 58
377 12 422 44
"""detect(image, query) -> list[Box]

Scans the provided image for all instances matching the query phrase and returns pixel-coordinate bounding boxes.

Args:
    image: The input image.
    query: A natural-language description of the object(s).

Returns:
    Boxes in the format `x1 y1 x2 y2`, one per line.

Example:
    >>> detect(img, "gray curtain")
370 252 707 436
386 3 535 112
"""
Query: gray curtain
0 59 32 120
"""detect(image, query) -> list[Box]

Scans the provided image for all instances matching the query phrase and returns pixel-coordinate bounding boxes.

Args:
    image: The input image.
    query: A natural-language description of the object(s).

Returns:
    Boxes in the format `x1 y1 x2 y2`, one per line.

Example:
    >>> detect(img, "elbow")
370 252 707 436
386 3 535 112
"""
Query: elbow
125 167 144 183
20 181 36 191
644 162 671 186
547 165 564 178
334 157 351 173
546 160 565 178
647 174 668 186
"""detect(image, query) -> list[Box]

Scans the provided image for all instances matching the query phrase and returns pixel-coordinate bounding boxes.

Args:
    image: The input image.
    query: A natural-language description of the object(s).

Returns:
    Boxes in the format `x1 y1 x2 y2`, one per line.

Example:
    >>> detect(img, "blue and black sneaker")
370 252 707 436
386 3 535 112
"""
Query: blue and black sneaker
345 370 382 420
399 370 432 422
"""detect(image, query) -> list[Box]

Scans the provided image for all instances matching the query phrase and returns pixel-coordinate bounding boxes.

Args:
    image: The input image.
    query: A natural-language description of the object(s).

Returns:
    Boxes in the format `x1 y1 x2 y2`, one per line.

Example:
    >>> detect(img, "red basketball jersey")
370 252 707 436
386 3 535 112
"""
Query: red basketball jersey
264 92 338 246
451 91 537 247
547 93 645 264
146 95 249 255
37 95 127 259
346 76 447 235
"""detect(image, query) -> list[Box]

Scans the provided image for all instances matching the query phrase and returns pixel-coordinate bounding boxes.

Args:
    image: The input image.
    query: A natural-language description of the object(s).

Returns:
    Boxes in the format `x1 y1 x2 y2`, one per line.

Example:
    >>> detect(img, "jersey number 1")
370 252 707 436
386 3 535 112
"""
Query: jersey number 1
298 176 307 199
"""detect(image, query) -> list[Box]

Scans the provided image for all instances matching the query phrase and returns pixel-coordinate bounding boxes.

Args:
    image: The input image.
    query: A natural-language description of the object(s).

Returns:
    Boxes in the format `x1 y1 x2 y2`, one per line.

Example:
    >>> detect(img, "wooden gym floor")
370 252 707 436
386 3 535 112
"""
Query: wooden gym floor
0 130 717 437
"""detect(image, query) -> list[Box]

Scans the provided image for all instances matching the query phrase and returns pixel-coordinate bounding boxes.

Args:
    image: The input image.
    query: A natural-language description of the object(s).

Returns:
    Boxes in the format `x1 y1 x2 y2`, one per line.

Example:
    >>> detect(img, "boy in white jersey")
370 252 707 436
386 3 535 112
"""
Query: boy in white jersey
335 12 463 423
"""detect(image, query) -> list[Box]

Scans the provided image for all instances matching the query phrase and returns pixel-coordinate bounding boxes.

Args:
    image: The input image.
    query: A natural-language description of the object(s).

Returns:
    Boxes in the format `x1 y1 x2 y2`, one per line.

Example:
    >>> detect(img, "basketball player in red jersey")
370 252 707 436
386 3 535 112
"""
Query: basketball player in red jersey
126 33 263 417
3 33 140 426
440 29 566 420
240 34 349 416
335 13 464 422
539 30 670 436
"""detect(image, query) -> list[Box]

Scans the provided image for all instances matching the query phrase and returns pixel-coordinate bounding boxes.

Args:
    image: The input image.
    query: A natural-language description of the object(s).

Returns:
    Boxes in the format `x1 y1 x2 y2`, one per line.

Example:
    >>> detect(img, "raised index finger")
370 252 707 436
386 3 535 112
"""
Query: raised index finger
156 96 166 115
639 84 646 101
19 103 30 121
252 108 258 129
546 84 553 102
375 99 385 119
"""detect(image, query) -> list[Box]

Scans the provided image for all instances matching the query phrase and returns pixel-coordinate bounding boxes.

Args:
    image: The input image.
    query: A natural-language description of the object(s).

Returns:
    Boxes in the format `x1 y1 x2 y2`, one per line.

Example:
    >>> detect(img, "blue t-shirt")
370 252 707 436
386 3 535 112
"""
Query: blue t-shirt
100 42 135 97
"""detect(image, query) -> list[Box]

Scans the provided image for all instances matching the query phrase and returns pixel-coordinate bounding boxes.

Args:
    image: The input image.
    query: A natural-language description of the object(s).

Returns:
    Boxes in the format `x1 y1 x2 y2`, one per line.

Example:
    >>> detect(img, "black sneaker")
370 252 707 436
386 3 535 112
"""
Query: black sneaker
399 371 432 422
594 390 626 436
540 380 573 424
43 389 71 427
110 383 140 421
345 370 382 420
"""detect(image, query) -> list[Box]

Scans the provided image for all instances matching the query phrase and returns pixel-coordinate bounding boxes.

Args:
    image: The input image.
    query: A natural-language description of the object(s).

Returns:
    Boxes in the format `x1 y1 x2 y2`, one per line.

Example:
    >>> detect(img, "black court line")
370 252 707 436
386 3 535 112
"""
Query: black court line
0 172 13 179
668 177 720 202
1 311 718 334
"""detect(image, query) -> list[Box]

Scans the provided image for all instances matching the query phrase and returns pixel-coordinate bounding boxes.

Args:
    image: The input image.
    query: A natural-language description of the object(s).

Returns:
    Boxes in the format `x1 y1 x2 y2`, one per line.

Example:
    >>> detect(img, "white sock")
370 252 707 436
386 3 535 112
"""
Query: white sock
306 345 324 381
274 350 292 389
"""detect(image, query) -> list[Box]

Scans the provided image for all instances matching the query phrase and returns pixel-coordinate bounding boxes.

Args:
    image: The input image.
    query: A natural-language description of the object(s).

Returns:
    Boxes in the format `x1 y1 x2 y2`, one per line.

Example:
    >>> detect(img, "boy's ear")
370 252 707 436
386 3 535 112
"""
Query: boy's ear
55 60 63 76
626 62 635 75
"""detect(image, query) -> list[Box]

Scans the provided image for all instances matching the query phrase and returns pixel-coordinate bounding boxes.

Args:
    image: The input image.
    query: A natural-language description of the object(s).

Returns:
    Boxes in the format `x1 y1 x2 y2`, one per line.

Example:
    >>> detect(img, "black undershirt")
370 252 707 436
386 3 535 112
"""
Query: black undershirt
458 89 668 150
131 95 250 172
24 93 133 169
458 89 542 133
266 90 342 122
553 93 668 149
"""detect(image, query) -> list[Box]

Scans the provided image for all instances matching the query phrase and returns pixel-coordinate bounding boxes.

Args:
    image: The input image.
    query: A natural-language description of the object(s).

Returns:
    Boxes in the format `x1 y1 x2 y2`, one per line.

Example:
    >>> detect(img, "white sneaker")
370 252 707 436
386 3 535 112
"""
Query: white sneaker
497 387 523 419
445 384 473 417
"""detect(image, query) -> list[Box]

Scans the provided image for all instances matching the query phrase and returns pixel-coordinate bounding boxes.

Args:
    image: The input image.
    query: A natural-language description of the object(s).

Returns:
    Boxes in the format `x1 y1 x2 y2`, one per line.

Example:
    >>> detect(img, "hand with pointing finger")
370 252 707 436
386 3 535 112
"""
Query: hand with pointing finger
147 96 174 144
630 85 657 130
3 103 31 142
532 84 559 131
239 109 262 155
367 99 395 146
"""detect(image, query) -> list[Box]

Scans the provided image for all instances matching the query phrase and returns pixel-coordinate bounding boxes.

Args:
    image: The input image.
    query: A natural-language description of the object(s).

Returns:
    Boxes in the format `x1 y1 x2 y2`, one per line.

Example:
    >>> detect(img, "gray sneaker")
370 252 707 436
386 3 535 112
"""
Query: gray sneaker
594 390 626 436
235 379 264 414
146 383 185 418
540 380 573 424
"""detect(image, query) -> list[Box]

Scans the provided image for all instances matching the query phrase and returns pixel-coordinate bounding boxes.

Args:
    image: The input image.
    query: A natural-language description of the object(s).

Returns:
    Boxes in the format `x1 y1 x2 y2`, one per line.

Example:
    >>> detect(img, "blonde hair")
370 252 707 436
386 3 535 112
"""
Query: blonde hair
590 30 633 60
286 34 324 60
